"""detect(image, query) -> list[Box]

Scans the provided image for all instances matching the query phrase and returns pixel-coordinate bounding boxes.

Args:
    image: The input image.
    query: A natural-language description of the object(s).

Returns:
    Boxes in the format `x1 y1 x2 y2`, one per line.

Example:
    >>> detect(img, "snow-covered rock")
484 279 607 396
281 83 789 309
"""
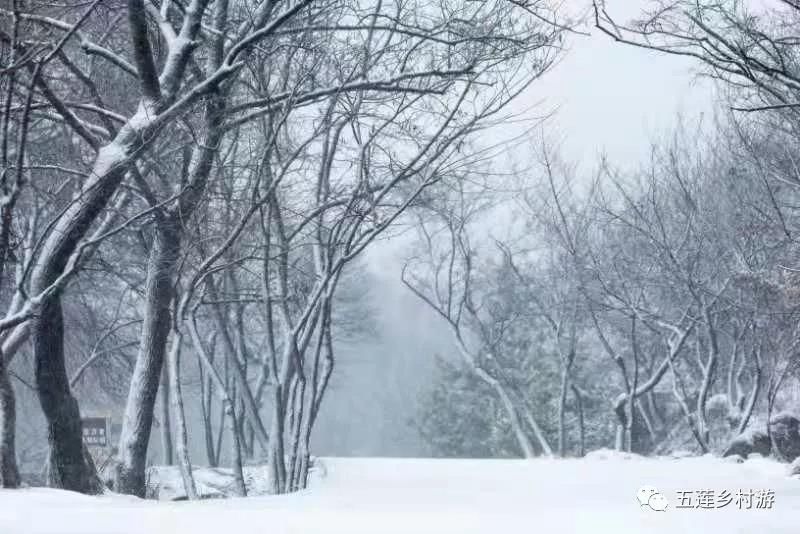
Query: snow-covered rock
722 428 771 459
769 412 800 461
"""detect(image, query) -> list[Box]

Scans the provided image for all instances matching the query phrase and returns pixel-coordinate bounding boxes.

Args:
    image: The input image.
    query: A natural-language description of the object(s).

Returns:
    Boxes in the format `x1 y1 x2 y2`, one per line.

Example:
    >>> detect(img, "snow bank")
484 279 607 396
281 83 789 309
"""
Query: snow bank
145 465 272 500
1 455 799 533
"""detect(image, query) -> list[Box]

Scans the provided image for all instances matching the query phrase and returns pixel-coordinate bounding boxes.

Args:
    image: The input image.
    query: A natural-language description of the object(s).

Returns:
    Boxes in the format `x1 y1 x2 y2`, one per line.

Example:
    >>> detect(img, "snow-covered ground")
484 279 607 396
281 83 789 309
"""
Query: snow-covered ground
1 453 799 533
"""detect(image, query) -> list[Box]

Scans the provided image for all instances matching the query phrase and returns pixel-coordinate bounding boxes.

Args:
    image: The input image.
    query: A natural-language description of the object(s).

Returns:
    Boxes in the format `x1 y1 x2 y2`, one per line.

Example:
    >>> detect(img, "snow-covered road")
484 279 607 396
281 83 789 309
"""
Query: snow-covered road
1 453 798 534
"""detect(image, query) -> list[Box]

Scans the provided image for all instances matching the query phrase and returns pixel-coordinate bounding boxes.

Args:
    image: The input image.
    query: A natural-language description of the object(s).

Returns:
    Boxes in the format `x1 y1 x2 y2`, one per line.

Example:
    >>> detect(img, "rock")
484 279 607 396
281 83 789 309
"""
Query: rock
768 412 800 461
722 429 771 458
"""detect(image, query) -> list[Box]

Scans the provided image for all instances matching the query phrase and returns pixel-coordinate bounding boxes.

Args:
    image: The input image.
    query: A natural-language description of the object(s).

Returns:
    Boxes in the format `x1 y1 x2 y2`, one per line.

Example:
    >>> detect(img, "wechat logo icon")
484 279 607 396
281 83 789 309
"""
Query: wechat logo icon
637 485 669 512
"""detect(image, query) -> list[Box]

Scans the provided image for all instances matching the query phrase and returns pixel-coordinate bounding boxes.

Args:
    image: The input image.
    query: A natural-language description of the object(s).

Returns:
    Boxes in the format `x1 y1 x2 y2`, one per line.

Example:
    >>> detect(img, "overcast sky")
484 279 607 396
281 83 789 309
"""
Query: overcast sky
313 1 719 457
518 1 716 170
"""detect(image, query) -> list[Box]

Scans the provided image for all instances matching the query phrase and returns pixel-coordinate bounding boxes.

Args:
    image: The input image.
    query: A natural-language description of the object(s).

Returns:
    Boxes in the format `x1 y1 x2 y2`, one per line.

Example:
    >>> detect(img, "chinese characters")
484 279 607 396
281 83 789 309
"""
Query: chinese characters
674 489 775 510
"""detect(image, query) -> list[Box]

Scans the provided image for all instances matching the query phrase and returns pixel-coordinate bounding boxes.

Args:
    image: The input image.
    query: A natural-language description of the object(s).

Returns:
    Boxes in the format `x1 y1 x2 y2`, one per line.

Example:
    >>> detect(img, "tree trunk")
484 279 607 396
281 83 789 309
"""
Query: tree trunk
697 309 719 446
477 366 537 458
187 312 248 492
571 384 585 457
116 224 180 496
614 395 628 452
206 289 270 452
198 359 216 467
227 402 247 497
736 348 761 435
167 333 197 500
627 347 639 453
286 374 306 491
34 296 104 493
292 396 311 492
292 316 332 491
669 358 709 454
266 384 287 494
557 351 574 457
159 366 173 465
450 335 539 458
0 356 19 488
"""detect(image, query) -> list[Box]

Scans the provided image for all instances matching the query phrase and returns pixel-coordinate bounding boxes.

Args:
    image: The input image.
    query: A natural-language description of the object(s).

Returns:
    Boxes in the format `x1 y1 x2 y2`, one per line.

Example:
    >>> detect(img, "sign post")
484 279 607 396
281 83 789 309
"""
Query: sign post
81 416 109 447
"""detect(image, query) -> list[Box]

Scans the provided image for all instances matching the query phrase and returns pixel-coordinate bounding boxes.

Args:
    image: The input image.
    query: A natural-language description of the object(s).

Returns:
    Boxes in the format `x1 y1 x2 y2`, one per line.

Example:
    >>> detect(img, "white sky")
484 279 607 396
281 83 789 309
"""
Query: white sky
514 1 716 171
